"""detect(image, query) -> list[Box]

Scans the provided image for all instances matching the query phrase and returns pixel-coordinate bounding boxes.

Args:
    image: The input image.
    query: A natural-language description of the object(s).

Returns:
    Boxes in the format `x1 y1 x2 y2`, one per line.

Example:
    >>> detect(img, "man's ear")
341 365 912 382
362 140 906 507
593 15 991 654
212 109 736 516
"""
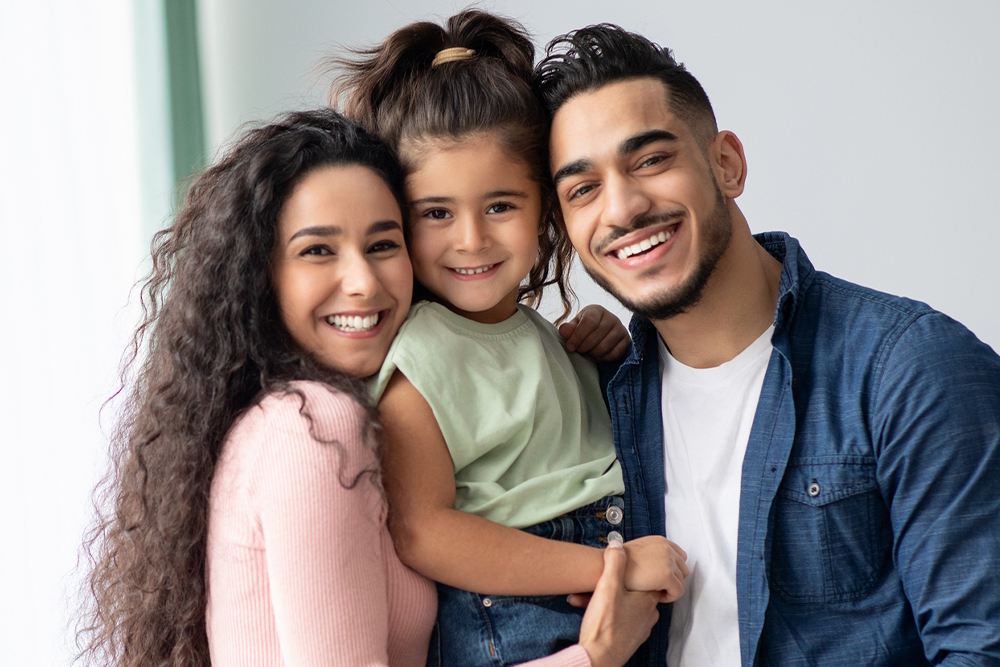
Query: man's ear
710 130 747 198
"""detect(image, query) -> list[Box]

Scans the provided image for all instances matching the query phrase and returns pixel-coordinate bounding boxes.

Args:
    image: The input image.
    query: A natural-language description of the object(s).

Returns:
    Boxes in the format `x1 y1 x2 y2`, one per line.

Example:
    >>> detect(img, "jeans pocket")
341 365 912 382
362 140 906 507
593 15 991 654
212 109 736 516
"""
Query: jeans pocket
769 458 891 604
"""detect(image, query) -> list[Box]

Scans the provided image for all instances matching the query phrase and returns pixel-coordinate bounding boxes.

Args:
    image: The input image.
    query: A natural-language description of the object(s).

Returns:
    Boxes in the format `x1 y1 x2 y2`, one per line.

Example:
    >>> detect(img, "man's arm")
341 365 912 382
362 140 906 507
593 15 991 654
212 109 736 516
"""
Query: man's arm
873 312 1000 664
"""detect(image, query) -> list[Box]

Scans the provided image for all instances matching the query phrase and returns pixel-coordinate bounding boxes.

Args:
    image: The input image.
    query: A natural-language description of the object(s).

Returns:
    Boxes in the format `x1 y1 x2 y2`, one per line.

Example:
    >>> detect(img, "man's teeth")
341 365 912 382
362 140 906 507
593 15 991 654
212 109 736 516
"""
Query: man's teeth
453 264 496 275
616 230 672 260
327 313 379 332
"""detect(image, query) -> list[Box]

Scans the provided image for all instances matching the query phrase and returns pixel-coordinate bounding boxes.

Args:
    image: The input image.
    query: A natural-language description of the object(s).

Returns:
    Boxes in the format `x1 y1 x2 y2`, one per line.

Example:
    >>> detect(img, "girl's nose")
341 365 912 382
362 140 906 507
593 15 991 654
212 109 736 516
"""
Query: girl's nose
454 215 490 253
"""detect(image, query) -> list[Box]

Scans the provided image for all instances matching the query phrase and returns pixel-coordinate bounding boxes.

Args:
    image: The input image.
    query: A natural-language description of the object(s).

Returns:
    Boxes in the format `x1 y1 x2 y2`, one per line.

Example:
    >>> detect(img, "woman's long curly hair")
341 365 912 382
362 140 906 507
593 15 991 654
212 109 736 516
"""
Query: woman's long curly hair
77 109 407 667
331 9 576 320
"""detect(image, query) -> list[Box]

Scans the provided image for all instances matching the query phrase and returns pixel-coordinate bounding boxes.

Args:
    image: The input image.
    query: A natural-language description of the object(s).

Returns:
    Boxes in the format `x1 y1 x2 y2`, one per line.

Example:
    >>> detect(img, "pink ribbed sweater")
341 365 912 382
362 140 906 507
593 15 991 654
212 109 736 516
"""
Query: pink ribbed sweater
206 381 591 667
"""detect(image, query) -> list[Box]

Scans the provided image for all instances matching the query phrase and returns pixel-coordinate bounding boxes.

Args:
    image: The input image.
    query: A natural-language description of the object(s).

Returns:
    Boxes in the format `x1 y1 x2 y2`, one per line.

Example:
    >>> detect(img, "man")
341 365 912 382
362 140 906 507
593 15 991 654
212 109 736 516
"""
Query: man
535 24 1000 667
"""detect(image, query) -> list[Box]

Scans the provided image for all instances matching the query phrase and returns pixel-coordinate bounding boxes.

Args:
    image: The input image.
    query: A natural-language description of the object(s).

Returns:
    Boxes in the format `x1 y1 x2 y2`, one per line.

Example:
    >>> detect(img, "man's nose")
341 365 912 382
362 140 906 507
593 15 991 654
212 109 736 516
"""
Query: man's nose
601 172 652 229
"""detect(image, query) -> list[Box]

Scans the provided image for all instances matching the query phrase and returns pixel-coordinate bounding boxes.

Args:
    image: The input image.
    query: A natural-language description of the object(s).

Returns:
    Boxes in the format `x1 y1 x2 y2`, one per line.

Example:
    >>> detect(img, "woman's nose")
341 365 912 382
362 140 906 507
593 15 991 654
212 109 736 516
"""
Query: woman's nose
341 254 379 297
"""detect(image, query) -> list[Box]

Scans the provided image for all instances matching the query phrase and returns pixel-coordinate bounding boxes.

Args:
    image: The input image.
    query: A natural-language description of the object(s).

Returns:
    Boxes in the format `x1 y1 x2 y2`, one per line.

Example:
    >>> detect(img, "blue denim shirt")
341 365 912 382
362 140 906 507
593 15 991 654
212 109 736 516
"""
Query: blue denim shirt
605 232 1000 667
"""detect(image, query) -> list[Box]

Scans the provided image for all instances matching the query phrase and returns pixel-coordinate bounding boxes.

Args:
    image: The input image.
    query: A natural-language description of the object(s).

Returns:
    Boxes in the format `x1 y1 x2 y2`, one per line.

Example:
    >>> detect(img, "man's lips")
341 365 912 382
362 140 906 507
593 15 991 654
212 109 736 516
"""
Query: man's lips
606 222 680 261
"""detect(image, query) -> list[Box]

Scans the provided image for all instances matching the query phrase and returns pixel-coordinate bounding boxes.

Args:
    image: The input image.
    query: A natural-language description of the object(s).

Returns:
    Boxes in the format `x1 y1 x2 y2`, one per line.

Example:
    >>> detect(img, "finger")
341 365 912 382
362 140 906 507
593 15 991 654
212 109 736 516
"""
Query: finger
558 320 579 344
667 540 688 561
605 337 631 362
563 308 602 352
573 318 615 355
566 593 593 608
587 330 629 360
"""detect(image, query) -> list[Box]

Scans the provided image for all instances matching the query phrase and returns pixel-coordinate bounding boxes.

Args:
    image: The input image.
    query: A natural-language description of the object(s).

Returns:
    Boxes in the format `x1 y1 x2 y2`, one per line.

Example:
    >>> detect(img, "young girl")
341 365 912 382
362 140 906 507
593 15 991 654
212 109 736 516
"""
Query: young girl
336 11 688 667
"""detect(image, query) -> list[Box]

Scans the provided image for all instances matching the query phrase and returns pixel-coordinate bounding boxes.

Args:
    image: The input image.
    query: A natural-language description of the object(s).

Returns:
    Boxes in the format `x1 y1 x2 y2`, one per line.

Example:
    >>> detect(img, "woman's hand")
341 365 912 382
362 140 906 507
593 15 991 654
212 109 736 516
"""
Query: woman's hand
558 305 630 361
572 540 661 667
622 535 689 603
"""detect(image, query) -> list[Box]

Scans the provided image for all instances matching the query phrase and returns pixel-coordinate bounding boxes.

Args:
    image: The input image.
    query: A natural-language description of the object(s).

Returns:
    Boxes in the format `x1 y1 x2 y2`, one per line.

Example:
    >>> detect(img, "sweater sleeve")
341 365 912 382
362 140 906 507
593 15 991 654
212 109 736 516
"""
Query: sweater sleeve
250 385 391 667
519 645 593 667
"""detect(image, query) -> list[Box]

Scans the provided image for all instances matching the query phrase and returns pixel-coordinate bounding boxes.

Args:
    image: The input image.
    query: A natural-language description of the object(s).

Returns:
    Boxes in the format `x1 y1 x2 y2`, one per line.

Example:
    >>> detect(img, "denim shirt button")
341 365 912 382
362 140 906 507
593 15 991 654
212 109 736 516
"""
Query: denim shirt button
808 481 821 497
482 597 493 608
605 505 624 525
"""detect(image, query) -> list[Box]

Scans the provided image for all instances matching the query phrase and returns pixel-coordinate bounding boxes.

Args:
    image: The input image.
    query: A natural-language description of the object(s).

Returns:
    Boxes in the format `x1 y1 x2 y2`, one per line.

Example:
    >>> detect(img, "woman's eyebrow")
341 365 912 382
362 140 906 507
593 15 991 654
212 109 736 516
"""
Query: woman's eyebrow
367 220 403 234
289 225 341 241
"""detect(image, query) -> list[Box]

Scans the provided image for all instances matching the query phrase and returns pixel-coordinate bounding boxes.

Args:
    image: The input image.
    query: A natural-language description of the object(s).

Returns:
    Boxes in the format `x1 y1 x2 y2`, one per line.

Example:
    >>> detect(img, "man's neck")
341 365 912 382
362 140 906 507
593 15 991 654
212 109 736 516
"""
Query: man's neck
652 215 782 369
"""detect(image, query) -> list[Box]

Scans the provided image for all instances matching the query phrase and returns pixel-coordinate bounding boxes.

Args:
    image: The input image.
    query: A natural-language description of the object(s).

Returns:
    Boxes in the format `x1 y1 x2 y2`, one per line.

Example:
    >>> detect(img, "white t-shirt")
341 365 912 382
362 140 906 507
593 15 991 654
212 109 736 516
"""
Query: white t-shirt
659 326 774 667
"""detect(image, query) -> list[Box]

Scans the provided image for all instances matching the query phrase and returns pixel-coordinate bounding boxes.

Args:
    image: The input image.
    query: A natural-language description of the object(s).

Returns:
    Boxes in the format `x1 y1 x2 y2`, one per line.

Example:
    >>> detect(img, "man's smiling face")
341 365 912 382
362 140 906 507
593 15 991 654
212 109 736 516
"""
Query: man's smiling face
549 77 733 320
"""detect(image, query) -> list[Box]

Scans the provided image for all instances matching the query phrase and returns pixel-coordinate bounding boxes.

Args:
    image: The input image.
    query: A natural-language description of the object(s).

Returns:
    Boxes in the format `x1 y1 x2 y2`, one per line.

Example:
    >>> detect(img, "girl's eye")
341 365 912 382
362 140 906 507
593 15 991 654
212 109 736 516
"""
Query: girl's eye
368 239 400 254
423 208 451 220
487 202 514 214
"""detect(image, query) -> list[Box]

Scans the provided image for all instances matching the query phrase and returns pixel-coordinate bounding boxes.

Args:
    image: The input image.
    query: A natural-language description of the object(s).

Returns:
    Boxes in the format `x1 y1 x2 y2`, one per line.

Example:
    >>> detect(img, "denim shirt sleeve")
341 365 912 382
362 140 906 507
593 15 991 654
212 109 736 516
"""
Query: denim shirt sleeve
872 312 1000 664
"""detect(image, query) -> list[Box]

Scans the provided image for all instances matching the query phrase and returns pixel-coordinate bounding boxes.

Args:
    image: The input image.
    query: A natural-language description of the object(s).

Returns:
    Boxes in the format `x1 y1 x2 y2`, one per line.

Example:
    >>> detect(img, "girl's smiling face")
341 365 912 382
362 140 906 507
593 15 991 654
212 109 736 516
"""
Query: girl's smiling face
271 164 413 378
403 133 542 324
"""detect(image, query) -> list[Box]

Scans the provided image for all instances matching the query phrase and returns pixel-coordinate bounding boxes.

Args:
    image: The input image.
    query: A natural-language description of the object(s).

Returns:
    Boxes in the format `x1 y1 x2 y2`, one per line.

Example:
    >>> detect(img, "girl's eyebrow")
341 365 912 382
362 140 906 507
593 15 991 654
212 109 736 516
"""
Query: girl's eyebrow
410 196 453 206
484 190 529 199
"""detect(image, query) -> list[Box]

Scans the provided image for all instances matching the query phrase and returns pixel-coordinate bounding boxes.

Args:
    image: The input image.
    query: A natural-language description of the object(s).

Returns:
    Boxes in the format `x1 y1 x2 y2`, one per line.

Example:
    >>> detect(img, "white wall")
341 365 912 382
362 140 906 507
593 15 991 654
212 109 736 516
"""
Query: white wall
198 0 1000 349
0 2 167 665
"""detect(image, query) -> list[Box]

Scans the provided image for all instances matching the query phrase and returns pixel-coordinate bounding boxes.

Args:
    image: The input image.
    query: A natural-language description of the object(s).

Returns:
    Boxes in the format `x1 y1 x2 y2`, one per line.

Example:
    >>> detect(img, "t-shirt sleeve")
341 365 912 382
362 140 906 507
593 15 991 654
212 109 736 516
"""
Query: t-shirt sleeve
250 385 391 666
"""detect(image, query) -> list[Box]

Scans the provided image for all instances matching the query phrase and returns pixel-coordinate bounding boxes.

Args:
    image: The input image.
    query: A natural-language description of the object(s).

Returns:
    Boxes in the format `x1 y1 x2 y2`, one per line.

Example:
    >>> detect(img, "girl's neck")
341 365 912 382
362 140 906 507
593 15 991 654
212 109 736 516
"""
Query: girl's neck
434 286 521 325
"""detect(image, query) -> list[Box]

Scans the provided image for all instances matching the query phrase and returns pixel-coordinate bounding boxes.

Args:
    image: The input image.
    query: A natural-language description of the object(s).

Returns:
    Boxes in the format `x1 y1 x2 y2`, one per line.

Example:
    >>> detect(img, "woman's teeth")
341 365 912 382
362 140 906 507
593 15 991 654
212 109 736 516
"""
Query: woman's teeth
453 264 497 275
616 230 672 260
327 313 379 332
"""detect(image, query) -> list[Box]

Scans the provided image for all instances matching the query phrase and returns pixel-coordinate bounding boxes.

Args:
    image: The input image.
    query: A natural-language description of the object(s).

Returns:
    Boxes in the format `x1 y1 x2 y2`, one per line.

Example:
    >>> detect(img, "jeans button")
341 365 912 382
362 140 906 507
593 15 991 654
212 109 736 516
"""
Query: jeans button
482 597 493 607
605 505 623 525
607 530 623 544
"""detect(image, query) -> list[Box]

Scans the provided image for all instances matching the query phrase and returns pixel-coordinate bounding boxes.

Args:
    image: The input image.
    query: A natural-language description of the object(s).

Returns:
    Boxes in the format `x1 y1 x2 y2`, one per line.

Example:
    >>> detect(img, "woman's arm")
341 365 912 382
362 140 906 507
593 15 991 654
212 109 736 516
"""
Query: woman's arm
379 370 687 598
253 389 395 666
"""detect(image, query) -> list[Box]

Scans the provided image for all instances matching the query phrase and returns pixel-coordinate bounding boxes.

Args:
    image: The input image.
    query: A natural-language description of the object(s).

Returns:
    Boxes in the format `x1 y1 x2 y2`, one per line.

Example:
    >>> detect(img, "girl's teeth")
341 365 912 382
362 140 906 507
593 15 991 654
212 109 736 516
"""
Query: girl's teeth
326 313 380 332
616 230 671 260
454 264 496 275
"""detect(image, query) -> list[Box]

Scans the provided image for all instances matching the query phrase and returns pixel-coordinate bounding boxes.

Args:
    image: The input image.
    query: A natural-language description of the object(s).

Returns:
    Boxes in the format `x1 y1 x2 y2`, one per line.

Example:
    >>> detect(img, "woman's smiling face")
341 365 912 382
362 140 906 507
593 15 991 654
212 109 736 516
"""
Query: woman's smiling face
271 164 413 378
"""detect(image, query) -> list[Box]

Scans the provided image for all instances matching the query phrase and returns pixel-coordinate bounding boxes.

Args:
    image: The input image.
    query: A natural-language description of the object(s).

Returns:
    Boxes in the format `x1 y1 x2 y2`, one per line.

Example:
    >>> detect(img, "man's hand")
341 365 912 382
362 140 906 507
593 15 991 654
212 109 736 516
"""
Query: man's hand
559 304 630 361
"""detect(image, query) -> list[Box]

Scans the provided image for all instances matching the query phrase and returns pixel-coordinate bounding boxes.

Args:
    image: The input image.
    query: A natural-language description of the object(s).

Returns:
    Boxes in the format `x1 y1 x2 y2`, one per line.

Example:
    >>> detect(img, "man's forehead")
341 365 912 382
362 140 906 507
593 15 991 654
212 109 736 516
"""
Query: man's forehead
549 77 684 167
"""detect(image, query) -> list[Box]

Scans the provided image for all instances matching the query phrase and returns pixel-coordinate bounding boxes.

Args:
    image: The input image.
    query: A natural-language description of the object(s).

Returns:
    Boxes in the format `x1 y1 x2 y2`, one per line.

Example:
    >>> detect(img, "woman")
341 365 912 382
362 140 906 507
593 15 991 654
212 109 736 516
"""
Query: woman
78 109 658 667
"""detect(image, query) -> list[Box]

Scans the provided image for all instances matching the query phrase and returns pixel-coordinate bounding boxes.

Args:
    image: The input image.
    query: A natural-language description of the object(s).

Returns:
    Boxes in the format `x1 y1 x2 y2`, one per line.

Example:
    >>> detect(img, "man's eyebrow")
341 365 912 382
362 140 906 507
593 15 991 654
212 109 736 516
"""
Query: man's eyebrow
620 130 678 157
366 219 402 234
289 225 341 241
552 159 595 188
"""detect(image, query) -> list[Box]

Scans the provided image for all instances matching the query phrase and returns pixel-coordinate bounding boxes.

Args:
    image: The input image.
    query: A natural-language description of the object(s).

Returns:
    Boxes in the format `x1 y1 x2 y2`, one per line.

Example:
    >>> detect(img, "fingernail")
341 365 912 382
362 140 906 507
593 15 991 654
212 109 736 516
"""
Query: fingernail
607 537 624 549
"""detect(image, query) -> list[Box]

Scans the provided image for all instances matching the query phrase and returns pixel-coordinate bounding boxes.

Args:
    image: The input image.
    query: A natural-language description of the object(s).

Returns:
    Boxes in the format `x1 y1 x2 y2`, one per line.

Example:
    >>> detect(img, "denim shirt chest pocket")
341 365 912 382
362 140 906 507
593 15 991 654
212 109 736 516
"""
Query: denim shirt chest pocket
769 457 892 604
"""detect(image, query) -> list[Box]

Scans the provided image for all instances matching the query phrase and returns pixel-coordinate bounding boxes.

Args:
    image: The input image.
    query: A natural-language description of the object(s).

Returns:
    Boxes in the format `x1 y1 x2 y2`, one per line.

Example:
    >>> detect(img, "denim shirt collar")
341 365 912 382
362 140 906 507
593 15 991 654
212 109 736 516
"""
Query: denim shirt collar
622 231 814 364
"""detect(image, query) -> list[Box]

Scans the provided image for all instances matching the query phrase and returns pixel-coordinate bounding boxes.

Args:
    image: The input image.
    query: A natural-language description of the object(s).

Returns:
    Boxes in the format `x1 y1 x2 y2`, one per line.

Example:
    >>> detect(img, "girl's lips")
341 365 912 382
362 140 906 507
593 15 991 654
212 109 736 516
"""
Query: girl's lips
447 261 503 280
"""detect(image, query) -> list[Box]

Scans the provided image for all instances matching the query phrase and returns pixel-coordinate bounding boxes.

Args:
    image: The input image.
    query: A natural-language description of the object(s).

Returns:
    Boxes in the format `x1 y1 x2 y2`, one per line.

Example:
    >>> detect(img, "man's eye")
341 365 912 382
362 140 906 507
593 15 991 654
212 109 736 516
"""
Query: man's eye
638 154 668 169
568 184 594 200
487 202 513 214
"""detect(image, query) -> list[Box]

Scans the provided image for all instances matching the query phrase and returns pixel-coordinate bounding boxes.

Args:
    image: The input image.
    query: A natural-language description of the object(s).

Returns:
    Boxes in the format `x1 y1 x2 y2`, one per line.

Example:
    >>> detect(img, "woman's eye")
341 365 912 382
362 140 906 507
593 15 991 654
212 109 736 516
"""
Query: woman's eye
487 202 514 214
368 240 400 254
302 245 333 256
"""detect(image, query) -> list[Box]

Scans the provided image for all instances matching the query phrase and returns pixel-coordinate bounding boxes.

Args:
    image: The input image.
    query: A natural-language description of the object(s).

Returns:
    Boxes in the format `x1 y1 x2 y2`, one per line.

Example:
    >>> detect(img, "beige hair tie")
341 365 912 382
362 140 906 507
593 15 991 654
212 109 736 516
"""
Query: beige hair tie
432 47 476 67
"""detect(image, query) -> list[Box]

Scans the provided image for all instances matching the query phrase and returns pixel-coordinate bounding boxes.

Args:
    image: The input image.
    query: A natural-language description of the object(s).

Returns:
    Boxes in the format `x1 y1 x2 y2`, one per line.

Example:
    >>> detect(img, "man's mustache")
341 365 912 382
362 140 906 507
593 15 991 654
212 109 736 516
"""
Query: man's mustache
595 211 684 255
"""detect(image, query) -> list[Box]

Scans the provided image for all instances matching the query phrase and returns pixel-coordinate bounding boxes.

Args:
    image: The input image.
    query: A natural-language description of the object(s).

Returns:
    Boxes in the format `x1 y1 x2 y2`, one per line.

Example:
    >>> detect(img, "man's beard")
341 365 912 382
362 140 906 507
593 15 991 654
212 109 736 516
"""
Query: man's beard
584 186 732 321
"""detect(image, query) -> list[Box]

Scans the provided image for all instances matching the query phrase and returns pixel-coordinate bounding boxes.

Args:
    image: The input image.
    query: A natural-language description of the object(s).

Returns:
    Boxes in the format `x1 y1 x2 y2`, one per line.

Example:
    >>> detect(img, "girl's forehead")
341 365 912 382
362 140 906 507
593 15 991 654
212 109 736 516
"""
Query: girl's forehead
401 131 531 177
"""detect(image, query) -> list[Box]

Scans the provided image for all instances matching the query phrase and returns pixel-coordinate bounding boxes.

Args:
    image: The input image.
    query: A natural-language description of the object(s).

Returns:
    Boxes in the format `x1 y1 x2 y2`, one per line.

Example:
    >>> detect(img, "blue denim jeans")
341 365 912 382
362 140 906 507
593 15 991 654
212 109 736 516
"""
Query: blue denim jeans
426 496 625 667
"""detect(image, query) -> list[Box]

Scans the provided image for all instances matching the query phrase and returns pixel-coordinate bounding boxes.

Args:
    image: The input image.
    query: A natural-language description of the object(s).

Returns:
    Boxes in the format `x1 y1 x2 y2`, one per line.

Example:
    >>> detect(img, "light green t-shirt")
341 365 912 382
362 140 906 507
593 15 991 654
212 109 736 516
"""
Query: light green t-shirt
370 301 624 529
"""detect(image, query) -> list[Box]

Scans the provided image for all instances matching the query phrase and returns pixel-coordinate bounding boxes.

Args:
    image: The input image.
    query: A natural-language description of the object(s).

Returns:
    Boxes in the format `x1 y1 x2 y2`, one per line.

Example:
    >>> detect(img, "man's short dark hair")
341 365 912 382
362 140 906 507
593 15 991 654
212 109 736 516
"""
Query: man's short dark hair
534 24 717 139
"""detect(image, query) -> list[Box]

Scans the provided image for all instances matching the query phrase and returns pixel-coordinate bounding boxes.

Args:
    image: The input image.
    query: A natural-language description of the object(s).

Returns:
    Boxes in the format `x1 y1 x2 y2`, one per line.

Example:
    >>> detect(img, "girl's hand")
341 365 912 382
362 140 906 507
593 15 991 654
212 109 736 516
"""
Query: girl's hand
622 535 689 603
558 305 630 361
572 540 660 667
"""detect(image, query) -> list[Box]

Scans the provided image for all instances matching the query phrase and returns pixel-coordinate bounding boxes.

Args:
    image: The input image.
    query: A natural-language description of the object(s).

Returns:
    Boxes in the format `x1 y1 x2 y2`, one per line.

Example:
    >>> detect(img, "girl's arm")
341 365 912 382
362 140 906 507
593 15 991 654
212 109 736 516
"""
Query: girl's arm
379 370 687 597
